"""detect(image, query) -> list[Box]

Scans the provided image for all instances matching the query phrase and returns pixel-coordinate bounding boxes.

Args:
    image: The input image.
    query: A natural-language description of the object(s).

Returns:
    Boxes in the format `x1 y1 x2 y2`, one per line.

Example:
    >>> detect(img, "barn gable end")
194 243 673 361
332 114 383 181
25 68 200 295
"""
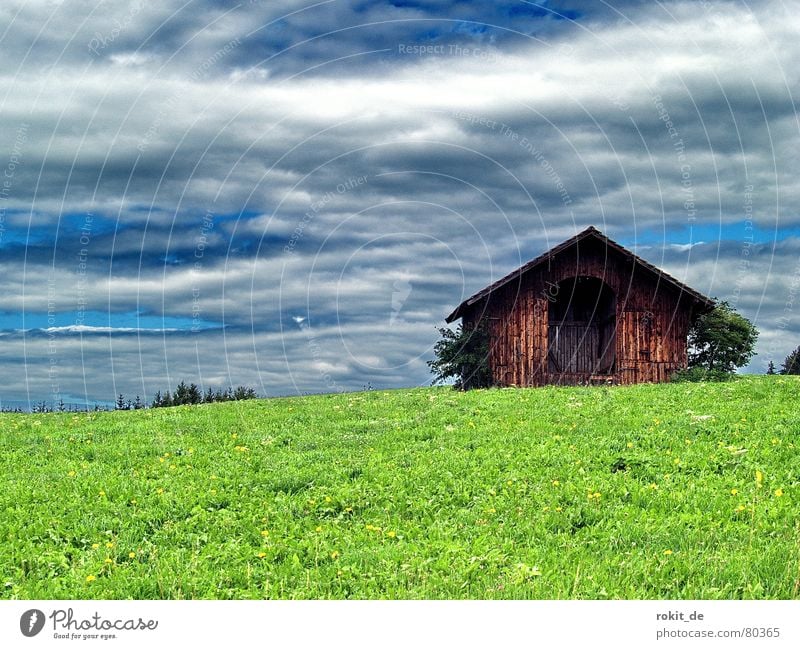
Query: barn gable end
446 226 714 386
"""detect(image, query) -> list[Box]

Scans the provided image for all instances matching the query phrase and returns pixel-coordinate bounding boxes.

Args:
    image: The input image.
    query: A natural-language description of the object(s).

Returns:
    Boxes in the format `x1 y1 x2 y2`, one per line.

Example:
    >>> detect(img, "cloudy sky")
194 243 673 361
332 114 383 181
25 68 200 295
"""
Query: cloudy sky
0 0 797 407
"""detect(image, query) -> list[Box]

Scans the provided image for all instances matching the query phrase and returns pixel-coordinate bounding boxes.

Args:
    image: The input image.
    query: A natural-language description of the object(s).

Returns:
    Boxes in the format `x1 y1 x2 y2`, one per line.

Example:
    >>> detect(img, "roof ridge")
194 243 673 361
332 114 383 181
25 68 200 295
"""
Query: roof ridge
445 226 714 322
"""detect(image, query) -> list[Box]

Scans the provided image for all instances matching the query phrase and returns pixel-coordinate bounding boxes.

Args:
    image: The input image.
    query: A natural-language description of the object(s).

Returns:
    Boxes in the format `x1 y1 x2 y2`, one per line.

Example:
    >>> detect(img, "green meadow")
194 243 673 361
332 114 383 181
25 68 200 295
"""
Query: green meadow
1 376 798 599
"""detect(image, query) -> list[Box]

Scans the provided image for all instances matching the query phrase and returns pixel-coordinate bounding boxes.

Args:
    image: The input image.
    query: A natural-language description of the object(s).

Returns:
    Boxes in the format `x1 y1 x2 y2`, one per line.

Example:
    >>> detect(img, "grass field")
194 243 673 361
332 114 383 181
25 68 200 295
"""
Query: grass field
1 376 799 599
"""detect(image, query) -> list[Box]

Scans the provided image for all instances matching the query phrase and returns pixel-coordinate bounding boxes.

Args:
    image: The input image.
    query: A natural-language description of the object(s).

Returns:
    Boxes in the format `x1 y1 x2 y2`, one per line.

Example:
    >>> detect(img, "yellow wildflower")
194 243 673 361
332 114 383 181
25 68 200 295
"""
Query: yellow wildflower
386 531 396 538
91 543 100 549
730 489 739 496
663 549 673 555
128 552 136 559
86 575 97 583
775 488 784 498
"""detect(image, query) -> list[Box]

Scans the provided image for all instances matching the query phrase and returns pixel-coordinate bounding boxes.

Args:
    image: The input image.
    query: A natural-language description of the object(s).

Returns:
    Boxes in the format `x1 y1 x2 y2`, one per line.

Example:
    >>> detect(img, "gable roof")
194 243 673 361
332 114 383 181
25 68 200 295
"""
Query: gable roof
445 226 715 322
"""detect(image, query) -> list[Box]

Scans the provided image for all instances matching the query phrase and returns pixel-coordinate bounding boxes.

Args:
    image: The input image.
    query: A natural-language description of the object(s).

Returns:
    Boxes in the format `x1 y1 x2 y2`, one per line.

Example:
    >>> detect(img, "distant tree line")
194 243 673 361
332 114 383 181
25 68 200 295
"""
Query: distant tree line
1 382 259 413
145 381 258 409
7 400 108 413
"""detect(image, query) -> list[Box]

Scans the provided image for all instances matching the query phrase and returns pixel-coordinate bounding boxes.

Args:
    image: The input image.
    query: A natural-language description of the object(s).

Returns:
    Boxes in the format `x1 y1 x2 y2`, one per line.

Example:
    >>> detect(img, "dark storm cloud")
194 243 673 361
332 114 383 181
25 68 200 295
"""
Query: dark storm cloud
1 1 573 78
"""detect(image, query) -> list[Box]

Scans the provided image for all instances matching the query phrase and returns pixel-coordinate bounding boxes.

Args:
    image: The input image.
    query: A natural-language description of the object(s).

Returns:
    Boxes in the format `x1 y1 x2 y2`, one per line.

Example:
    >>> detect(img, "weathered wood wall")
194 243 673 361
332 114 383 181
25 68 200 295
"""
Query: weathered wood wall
462 237 697 386
548 323 600 374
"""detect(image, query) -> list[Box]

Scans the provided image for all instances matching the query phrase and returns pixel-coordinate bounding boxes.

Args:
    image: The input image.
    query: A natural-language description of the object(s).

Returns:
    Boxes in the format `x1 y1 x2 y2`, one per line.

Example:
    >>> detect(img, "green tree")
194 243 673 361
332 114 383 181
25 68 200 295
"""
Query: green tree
173 381 190 405
688 301 758 373
233 386 258 400
428 322 492 390
780 346 800 374
187 383 202 404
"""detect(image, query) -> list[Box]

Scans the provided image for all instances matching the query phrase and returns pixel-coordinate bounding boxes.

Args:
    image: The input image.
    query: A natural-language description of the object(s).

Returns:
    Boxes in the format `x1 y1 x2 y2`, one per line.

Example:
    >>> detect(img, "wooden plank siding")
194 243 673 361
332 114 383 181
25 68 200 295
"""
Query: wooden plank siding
458 233 704 387
548 323 601 374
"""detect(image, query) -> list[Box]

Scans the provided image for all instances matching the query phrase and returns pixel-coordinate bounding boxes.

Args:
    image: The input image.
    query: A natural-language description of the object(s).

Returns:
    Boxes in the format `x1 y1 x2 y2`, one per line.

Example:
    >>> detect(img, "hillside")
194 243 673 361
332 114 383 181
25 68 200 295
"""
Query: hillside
1 376 798 599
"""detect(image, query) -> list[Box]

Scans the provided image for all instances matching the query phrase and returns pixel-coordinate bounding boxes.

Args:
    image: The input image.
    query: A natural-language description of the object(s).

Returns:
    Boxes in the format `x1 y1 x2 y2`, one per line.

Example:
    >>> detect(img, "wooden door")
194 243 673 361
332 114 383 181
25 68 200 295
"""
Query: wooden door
548 322 600 374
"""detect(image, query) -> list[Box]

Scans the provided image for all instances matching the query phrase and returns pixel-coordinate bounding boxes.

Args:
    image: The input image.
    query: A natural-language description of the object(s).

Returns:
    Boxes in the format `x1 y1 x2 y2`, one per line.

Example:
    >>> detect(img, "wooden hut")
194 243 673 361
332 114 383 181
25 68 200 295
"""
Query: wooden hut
445 226 714 386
